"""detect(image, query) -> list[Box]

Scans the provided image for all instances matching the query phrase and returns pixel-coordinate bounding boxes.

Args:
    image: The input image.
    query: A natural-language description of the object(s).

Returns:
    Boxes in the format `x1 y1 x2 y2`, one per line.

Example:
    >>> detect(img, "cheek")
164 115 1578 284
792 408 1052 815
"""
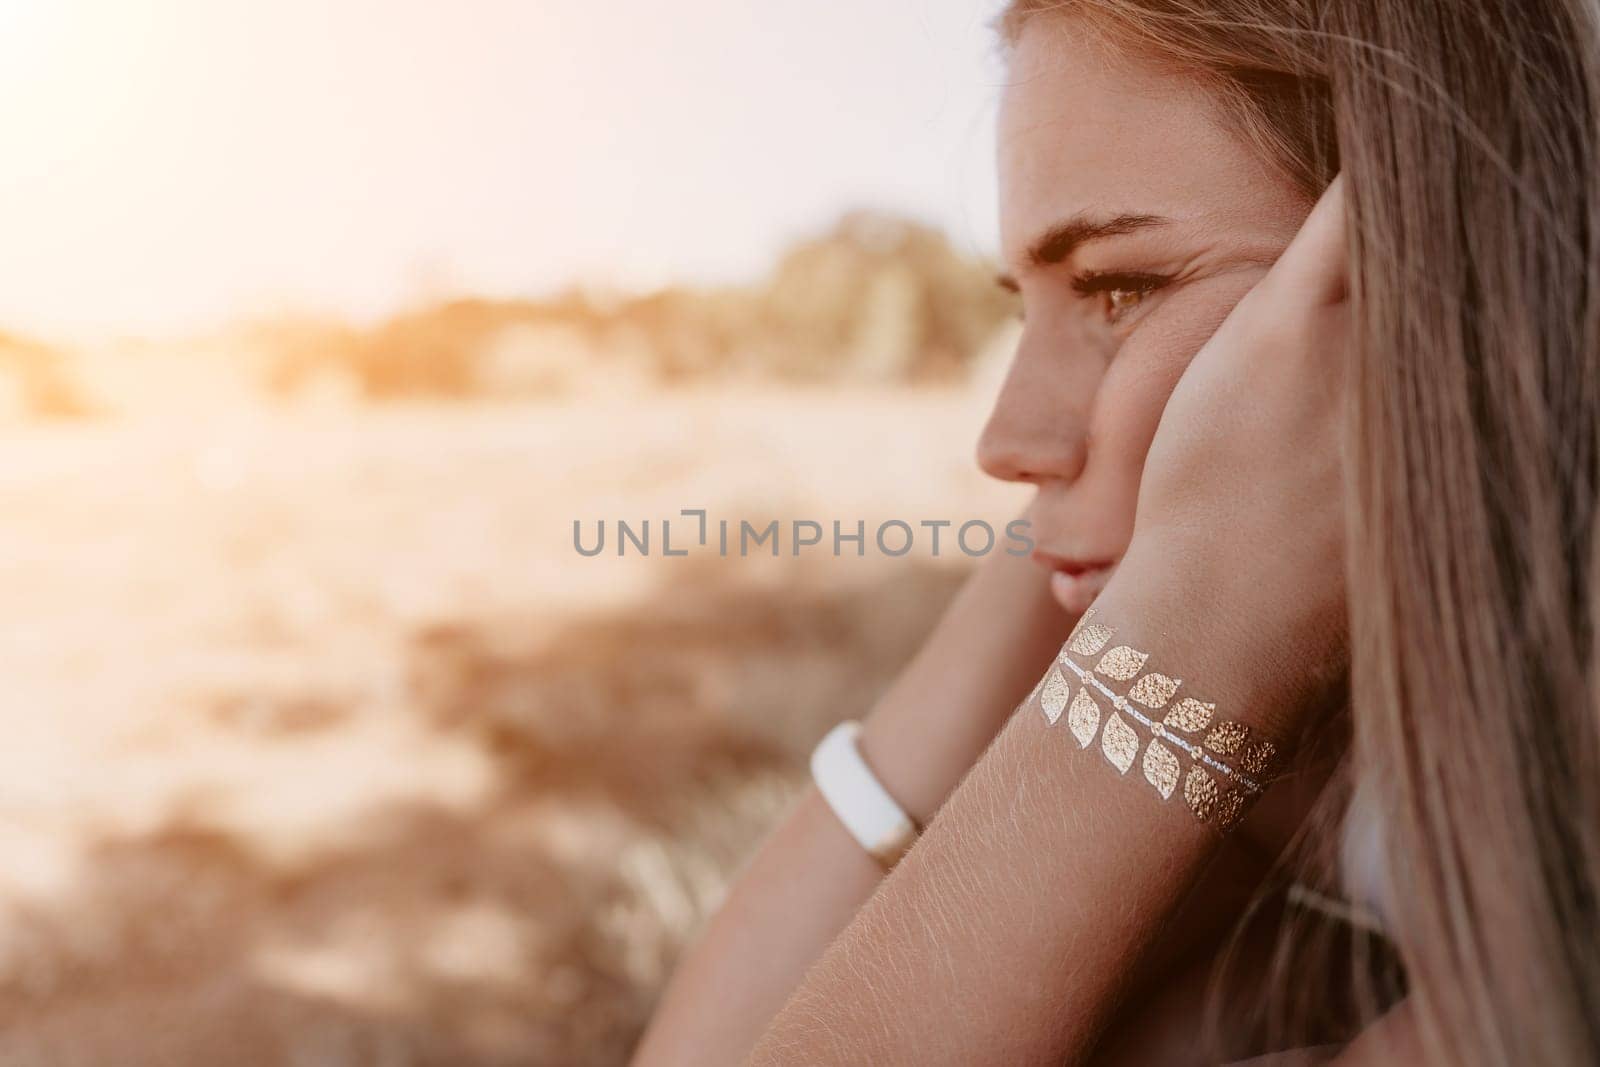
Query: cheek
1084 279 1257 487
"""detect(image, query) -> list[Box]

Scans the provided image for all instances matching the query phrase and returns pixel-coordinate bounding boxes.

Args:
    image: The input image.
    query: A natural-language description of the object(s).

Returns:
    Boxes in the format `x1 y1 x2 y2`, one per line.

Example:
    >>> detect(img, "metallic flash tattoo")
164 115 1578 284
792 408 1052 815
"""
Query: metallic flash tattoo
1067 622 1114 657
1142 739 1181 799
1101 714 1139 774
1032 609 1275 831
1165 698 1214 734
1128 672 1180 709
1094 645 1148 681
1067 688 1101 748
1040 668 1071 725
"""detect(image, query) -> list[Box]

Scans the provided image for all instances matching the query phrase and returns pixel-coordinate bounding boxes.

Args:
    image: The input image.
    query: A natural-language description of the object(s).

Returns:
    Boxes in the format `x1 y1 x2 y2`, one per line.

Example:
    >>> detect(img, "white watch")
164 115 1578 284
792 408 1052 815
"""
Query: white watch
810 720 918 869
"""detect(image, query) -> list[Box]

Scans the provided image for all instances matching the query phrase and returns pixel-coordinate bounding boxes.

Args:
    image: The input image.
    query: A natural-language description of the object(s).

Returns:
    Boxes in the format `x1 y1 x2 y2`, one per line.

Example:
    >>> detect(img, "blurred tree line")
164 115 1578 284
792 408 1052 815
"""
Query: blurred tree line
262 212 1017 400
0 212 1019 417
0 331 92 419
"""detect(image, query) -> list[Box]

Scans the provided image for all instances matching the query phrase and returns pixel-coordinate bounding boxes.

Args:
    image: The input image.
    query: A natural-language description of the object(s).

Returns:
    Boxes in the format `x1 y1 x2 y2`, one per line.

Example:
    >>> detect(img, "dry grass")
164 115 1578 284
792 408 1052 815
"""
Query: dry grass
0 385 1023 1065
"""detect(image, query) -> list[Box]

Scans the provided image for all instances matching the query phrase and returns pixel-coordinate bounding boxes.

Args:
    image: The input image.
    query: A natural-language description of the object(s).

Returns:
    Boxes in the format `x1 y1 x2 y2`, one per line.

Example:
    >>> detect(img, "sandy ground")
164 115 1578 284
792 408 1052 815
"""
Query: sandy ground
0 386 1024 1065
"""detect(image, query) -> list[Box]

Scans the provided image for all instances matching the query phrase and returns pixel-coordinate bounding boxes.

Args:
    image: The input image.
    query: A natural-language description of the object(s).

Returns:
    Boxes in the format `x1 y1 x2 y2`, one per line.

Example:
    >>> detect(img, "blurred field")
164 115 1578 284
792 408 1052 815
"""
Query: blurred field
0 347 1027 1067
0 209 1023 1064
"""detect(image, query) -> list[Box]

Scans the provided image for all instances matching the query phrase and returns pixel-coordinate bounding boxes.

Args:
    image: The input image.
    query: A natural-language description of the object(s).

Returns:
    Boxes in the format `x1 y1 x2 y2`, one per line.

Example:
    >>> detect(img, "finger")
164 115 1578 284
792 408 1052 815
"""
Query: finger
1268 173 1349 305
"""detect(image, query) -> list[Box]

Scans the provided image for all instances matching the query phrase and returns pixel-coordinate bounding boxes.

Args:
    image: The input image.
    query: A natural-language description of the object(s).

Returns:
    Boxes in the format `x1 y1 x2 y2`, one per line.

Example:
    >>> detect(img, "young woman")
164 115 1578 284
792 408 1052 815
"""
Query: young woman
637 1 1600 1063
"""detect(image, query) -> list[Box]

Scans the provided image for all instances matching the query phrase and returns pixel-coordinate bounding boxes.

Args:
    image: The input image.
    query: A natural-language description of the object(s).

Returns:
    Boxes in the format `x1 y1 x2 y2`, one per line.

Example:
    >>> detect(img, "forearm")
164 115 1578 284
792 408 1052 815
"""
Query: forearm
858 535 1072 824
632 537 1069 1066
749 554 1321 1065
749 705 1224 1063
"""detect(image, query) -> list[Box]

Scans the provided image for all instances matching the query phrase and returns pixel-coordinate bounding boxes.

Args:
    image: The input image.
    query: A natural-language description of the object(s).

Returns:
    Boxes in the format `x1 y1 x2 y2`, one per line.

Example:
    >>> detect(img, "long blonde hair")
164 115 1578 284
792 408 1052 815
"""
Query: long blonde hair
1003 2 1600 1061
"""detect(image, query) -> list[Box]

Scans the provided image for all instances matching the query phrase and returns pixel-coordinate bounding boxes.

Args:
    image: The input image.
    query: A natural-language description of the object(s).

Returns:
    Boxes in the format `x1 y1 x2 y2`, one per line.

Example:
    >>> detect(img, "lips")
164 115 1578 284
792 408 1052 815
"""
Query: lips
1032 550 1117 615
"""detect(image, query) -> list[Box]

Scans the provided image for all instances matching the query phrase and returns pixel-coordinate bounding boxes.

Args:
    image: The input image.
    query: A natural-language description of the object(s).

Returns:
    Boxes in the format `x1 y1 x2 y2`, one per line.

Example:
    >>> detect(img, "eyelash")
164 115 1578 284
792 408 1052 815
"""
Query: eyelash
1070 270 1172 324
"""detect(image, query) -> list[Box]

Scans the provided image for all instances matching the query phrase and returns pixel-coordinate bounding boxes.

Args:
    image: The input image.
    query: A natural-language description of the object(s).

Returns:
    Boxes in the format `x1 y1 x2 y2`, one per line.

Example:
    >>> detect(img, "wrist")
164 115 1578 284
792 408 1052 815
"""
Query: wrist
1094 535 1346 746
854 704 984 828
854 565 1072 826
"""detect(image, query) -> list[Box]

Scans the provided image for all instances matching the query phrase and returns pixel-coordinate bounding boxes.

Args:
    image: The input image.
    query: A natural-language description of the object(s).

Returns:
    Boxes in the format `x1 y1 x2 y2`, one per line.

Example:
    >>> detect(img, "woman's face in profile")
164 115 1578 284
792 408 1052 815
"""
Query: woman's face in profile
983 17 1311 614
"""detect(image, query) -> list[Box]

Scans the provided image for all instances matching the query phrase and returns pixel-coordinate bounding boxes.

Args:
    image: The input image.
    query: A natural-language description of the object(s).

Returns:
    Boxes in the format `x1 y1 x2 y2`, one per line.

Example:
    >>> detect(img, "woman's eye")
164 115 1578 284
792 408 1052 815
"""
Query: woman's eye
1102 287 1147 323
1071 271 1169 327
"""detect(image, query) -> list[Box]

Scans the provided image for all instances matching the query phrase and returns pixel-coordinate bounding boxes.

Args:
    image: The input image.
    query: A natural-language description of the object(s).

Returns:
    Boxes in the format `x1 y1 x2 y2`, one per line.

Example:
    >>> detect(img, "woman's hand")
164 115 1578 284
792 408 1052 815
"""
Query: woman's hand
1110 176 1352 739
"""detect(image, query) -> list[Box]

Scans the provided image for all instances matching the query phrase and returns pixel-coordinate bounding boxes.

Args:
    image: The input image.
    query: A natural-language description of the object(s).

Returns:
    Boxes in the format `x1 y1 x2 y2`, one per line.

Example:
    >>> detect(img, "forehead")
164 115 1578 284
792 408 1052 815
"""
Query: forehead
997 17 1297 263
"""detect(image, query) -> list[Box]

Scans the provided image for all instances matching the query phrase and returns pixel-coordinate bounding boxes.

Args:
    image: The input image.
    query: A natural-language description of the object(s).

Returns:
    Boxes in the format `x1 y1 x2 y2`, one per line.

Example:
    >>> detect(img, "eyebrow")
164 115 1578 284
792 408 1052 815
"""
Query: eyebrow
996 212 1171 290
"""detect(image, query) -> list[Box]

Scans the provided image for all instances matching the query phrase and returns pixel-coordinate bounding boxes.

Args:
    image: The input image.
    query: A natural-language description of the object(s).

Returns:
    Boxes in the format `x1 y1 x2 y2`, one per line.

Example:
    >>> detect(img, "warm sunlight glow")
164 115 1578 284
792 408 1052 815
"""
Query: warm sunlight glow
0 0 57 71
0 0 1002 341
0 0 47 33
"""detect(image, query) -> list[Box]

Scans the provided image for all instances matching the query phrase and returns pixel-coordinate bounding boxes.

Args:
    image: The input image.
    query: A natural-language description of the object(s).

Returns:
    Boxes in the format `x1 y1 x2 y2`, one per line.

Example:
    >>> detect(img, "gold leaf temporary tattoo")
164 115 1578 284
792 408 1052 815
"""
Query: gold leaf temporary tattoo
1214 789 1247 832
1142 739 1180 799
1128 672 1180 709
1067 623 1115 657
1164 698 1215 734
1068 688 1101 748
1204 720 1249 756
1240 740 1277 777
1101 713 1139 774
1045 613 1274 833
1095 646 1148 682
1184 766 1219 822
1039 668 1071 725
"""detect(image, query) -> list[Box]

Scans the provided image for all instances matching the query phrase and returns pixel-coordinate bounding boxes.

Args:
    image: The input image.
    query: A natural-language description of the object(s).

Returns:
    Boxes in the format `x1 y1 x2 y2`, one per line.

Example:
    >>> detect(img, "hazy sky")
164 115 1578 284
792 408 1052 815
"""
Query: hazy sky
0 0 1010 341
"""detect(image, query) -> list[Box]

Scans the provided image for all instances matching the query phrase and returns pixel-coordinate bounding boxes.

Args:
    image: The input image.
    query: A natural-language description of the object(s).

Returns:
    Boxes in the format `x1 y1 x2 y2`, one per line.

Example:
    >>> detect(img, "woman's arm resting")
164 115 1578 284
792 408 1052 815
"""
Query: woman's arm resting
747 568 1324 1065
631 536 1070 1066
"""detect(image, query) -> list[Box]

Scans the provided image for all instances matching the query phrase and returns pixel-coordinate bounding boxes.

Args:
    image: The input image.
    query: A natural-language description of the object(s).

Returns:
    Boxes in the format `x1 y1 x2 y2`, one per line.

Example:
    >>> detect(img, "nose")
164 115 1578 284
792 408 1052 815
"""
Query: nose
976 323 1095 485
